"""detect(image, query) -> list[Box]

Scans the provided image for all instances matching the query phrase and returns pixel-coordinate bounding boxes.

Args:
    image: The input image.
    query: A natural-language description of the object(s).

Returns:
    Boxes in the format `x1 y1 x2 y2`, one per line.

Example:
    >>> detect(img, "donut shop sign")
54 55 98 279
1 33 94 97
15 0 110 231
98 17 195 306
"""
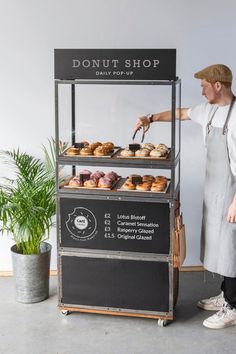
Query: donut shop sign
54 49 176 80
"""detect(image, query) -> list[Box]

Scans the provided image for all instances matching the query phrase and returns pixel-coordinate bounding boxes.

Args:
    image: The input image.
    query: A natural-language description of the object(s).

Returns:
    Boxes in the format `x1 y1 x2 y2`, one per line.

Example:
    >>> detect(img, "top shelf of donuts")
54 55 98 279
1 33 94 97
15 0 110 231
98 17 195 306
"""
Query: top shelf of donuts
60 141 170 160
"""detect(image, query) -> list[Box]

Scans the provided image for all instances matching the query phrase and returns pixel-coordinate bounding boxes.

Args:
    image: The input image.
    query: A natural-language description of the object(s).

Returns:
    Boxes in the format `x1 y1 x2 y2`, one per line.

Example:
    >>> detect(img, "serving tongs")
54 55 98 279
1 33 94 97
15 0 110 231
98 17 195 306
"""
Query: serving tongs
132 125 146 143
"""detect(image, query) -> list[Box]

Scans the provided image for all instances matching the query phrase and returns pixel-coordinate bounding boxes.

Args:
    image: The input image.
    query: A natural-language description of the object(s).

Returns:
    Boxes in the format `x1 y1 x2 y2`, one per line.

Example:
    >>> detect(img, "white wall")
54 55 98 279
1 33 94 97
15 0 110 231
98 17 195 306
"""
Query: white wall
0 0 236 270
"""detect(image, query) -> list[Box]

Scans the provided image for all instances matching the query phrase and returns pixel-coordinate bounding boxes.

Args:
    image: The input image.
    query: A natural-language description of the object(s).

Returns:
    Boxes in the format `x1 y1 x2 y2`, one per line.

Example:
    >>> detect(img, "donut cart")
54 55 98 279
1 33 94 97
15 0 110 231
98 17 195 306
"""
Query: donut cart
55 49 183 326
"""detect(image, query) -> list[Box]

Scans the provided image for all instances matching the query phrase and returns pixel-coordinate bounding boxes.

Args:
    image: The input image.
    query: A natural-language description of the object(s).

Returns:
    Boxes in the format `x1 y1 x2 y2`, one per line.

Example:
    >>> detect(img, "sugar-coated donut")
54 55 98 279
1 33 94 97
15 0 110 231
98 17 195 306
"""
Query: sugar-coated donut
150 149 163 157
120 148 135 157
135 149 150 157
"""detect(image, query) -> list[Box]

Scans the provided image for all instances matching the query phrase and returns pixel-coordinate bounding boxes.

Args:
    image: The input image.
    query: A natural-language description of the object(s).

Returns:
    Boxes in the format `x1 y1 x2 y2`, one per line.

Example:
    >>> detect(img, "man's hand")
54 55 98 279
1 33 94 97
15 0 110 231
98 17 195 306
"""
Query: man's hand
135 116 151 133
227 200 236 223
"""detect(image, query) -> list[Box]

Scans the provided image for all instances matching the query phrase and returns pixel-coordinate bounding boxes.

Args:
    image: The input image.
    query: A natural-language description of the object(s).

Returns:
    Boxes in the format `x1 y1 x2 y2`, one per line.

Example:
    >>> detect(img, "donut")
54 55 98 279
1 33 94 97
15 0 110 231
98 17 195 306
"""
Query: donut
140 143 155 151
142 175 155 183
156 143 168 150
122 182 136 190
66 147 80 155
102 142 114 151
90 142 102 151
120 148 135 157
80 147 93 155
98 177 112 188
135 149 150 157
90 171 105 180
136 183 150 191
150 149 163 157
155 176 168 182
93 146 109 156
83 179 97 188
68 178 83 187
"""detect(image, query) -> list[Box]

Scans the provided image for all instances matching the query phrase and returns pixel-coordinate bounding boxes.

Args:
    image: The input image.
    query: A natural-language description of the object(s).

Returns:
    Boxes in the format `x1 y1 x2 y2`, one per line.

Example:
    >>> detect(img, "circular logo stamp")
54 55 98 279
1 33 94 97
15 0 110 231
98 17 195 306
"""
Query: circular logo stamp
66 207 97 241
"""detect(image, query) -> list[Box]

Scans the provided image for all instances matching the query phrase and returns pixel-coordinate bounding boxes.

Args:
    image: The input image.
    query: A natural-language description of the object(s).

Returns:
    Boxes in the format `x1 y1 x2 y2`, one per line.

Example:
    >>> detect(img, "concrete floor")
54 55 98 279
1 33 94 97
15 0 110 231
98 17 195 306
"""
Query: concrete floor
0 272 235 354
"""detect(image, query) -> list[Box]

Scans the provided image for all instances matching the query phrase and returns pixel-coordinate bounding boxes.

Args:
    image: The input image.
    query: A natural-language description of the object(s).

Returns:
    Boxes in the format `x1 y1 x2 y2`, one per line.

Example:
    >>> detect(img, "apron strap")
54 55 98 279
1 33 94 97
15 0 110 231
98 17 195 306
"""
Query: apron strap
206 107 218 134
222 95 236 135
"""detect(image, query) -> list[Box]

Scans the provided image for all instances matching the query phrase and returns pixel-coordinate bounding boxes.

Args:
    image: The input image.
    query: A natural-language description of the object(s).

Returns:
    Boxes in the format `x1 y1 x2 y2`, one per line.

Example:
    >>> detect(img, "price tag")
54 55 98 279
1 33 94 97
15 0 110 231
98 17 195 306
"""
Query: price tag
131 176 143 184
74 142 85 148
129 144 140 152
79 173 90 182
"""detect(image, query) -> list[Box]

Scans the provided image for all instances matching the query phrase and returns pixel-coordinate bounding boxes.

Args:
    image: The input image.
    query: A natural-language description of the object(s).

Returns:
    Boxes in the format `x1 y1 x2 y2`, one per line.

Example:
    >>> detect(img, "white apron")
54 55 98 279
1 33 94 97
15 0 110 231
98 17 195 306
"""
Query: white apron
201 97 236 277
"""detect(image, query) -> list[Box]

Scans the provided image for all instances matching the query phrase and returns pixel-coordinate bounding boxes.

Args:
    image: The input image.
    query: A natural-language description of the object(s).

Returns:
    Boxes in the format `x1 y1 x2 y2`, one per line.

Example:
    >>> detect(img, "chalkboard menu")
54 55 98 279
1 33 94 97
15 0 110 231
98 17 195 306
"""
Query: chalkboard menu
60 197 170 254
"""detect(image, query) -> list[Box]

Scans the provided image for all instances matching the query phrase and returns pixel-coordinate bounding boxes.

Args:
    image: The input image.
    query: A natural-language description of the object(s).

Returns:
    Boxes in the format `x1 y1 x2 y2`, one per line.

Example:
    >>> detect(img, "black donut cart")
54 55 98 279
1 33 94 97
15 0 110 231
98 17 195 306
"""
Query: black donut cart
55 49 183 326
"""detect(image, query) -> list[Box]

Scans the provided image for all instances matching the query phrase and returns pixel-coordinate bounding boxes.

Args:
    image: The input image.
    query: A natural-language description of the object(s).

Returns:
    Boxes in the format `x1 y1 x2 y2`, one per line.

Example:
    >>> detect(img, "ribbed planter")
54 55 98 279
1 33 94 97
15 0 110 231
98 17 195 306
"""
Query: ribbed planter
11 242 51 303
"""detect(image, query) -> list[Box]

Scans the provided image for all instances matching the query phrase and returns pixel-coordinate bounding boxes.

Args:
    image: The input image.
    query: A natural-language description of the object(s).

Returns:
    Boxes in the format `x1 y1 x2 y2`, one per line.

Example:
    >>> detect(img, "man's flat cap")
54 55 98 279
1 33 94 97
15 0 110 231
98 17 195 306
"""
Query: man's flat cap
194 64 232 83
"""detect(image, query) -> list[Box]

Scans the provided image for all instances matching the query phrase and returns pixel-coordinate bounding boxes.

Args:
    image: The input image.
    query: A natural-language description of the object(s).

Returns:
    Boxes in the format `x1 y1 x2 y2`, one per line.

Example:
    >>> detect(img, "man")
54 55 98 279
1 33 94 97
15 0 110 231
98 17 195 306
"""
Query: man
135 64 236 329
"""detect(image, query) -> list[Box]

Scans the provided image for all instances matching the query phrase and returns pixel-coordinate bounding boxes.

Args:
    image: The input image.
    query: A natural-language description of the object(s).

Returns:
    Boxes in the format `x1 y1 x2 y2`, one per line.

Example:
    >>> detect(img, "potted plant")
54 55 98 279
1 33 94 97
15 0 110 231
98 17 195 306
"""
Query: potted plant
0 142 65 303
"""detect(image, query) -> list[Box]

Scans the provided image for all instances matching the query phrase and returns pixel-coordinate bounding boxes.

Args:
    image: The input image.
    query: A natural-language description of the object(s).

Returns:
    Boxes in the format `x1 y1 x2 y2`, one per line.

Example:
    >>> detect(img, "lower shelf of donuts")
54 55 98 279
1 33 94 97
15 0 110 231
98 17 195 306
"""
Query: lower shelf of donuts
61 178 170 194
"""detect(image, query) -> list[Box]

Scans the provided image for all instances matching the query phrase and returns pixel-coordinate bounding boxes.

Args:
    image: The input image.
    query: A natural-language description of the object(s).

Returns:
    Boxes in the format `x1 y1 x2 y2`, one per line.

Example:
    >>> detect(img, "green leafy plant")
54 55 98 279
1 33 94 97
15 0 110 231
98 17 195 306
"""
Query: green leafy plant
0 140 68 255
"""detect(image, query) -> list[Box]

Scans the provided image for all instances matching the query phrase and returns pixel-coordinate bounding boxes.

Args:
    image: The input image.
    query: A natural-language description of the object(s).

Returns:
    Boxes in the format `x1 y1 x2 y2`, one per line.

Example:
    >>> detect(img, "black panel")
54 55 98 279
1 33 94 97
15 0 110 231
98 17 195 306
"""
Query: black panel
60 198 170 254
54 49 176 80
61 256 169 312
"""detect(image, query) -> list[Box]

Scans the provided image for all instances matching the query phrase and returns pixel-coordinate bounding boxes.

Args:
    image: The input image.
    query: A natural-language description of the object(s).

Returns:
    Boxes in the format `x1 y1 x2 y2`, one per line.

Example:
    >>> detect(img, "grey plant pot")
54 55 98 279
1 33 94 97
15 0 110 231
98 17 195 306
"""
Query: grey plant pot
11 242 52 304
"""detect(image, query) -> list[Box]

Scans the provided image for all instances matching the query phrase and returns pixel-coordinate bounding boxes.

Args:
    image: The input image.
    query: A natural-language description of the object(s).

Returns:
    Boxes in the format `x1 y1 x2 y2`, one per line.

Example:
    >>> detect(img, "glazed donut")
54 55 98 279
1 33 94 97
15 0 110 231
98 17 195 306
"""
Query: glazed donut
120 148 135 157
98 177 112 189
90 142 102 151
83 179 97 188
136 183 150 191
135 149 150 157
66 147 80 155
102 142 114 151
151 181 166 192
90 171 105 180
104 171 118 181
122 181 136 190
80 147 93 155
68 178 83 187
142 175 155 183
155 176 167 182
94 146 109 156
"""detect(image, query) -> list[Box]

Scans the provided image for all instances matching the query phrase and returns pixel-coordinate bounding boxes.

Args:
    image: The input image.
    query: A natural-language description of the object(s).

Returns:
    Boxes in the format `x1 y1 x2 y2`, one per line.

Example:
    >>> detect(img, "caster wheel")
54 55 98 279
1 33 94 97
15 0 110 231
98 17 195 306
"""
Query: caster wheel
158 319 169 327
61 310 70 316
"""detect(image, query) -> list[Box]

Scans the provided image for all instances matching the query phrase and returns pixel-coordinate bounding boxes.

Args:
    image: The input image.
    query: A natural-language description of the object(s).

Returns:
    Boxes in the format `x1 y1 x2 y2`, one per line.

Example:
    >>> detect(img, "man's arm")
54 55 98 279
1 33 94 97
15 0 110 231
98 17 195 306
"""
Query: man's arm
135 108 190 132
